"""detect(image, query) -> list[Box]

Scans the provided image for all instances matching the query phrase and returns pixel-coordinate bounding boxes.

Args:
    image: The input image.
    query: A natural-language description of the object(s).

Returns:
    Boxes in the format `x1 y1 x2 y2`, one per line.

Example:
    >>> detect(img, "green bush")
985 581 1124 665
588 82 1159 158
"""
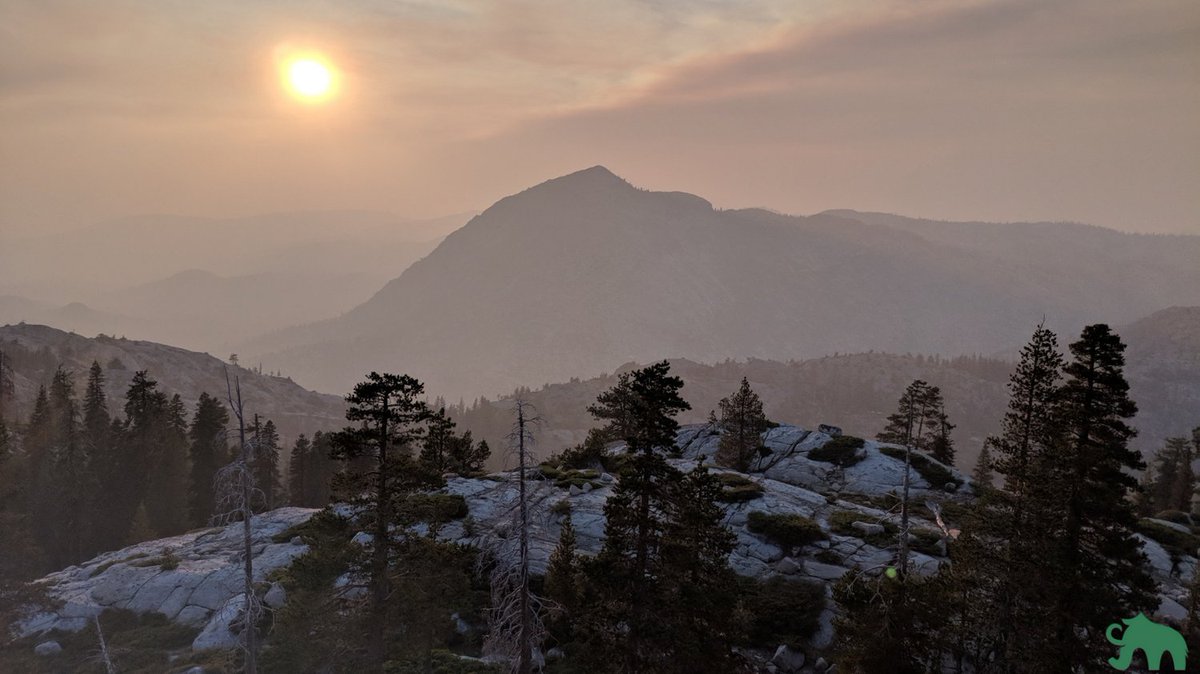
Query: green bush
408 493 470 523
737 576 826 648
808 435 866 467
558 429 609 469
747 511 827 550
829 509 896 546
879 446 961 489
1156 510 1193 526
1137 519 1200 562
716 473 765 503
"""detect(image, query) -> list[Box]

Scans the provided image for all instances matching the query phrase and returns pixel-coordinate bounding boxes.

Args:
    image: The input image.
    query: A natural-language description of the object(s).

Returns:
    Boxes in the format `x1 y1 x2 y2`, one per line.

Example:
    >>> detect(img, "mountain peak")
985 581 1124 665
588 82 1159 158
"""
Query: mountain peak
531 165 630 194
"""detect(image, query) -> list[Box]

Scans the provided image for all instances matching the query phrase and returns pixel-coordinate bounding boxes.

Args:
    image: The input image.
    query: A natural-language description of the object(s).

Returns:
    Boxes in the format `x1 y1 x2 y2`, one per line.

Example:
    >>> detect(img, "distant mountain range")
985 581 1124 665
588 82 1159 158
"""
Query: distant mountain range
0 324 345 446
0 210 474 353
250 166 1200 399
451 306 1200 470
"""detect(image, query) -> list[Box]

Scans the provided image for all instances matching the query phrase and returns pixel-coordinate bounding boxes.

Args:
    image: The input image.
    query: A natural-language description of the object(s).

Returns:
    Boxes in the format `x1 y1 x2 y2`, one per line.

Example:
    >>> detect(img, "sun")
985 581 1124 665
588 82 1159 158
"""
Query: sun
284 56 335 101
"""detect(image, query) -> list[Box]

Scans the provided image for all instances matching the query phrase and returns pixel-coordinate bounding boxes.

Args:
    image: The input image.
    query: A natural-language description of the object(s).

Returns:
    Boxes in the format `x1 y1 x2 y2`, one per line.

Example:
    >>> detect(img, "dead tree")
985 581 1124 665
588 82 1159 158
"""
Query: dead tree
482 399 548 673
213 369 263 674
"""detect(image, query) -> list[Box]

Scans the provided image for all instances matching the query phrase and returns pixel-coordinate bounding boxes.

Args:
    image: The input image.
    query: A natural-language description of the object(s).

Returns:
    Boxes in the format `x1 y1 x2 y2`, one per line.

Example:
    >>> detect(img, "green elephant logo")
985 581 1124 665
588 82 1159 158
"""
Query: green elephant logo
1106 613 1187 671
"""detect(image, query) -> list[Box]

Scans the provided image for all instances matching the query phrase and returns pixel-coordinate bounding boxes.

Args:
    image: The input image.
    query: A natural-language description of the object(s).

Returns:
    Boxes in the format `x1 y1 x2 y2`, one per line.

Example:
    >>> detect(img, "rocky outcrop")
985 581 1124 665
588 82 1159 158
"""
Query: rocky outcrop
20 423 1193 661
19 508 315 643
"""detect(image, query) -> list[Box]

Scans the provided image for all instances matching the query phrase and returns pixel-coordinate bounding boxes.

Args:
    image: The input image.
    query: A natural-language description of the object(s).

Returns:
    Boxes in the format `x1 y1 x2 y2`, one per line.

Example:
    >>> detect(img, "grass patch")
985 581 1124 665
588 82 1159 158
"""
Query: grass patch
747 511 827 550
879 446 962 489
808 435 866 467
716 473 765 503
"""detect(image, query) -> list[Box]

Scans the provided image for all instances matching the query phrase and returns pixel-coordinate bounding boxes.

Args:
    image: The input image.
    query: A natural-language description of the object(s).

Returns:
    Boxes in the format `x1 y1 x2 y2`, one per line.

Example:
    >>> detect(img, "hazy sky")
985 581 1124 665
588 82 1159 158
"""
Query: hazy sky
2 0 1198 236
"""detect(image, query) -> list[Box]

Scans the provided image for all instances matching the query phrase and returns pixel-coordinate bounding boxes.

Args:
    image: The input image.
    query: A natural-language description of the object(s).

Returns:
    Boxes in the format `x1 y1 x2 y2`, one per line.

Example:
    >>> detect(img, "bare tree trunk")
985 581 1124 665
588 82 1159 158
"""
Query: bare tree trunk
482 399 546 674
94 615 116 674
517 404 532 674
217 371 259 674
368 397 391 671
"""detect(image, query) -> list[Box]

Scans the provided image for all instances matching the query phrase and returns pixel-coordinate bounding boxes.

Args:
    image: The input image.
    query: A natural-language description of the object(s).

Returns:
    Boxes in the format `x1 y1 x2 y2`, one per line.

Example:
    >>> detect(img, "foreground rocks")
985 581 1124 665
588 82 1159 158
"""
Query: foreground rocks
19 507 316 646
19 423 1191 664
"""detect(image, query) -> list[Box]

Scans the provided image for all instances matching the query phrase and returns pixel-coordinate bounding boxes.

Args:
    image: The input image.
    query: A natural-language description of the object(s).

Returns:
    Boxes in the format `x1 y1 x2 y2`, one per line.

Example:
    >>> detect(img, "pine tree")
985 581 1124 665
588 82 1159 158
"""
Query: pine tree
929 403 956 466
0 349 14 422
36 367 90 566
1147 437 1194 514
249 416 282 511
1043 324 1156 670
307 430 337 507
878 380 944 576
544 510 579 644
287 434 311 506
951 324 1066 671
330 372 433 669
971 442 994 490
582 361 737 672
144 393 190 536
714 377 770 471
187 392 228 526
420 407 457 475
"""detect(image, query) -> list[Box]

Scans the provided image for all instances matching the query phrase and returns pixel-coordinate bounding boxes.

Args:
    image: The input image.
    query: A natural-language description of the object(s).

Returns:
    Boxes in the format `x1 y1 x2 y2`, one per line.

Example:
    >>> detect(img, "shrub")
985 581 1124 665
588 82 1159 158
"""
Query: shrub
808 435 866 467
558 428 609 469
829 509 895 546
716 473 765 503
737 576 825 648
1156 510 1193 526
1137 519 1200 563
879 446 962 489
551 500 572 516
408 493 470 523
747 511 826 550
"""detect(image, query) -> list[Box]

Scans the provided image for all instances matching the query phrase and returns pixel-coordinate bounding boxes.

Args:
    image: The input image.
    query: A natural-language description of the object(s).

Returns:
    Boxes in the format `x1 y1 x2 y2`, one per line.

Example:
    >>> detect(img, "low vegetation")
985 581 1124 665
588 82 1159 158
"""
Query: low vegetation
715 473 765 502
747 511 827 550
879 446 962 489
807 435 866 467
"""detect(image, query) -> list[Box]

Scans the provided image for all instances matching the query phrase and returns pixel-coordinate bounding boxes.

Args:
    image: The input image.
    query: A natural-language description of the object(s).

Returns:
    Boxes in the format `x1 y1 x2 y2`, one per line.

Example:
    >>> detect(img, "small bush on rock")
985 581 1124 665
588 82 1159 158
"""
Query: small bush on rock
716 473 765 503
747 511 827 550
808 435 866 467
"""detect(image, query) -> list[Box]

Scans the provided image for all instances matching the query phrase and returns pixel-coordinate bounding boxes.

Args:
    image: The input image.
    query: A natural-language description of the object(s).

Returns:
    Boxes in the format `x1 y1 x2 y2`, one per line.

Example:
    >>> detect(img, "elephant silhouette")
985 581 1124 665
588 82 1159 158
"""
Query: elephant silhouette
1106 613 1187 671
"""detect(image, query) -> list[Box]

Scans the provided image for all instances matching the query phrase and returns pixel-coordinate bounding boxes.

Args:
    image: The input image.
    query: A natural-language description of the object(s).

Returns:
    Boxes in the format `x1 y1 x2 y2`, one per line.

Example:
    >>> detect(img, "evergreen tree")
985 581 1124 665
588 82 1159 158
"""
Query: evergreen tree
878 380 945 576
420 407 457 475
544 510 579 644
1043 324 1156 670
330 372 433 669
952 325 1067 671
249 415 282 511
187 392 228 526
1147 436 1194 514
929 403 956 466
714 377 770 471
448 431 490 475
143 392 190 536
37 367 90 566
971 442 995 490
307 430 337 507
287 434 311 507
0 349 13 422
582 361 737 672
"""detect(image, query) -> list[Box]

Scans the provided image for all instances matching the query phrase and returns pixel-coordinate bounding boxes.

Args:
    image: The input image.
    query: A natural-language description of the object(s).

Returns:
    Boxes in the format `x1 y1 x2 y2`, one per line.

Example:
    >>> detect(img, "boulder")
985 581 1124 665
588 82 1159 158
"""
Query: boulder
771 644 806 672
851 521 885 536
34 641 62 656
263 582 287 609
192 594 247 651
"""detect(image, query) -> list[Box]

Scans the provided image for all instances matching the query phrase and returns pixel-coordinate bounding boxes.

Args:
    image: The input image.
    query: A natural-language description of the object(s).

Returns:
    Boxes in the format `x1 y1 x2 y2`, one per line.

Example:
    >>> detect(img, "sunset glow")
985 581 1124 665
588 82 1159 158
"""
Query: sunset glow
284 56 334 101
